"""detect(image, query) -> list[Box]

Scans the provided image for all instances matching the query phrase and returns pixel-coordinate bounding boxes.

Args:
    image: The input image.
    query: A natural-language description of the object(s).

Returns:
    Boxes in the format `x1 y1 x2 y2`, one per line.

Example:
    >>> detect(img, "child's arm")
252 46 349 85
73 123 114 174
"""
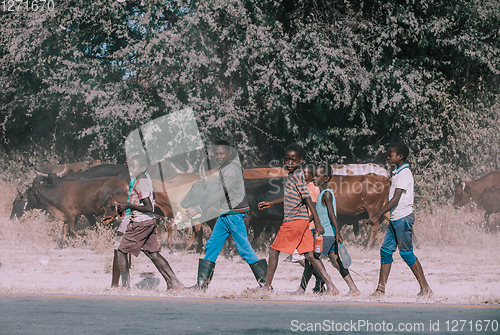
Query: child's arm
118 197 153 214
305 197 324 235
308 201 317 222
258 197 284 210
323 191 342 243
366 189 404 225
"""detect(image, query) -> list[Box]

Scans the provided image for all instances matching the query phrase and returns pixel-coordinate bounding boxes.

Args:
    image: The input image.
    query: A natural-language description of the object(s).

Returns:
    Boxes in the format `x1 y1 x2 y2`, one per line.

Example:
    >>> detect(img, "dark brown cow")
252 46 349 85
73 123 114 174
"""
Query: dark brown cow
479 185 500 231
453 171 500 231
24 176 128 248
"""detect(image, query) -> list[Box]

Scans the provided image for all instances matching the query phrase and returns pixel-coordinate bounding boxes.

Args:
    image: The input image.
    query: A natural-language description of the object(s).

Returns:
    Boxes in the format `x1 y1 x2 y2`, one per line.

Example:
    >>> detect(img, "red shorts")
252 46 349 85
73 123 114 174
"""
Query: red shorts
118 219 159 257
271 220 314 255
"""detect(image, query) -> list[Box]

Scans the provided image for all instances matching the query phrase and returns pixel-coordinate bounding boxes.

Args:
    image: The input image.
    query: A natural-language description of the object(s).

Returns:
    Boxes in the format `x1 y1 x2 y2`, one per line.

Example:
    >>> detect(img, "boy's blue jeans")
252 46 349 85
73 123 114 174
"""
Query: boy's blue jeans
204 213 259 264
380 213 417 267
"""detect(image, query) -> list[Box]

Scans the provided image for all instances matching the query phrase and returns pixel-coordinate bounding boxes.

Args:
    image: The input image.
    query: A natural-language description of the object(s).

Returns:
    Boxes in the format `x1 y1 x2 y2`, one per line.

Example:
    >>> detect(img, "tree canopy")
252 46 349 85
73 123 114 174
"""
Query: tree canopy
1 0 498 202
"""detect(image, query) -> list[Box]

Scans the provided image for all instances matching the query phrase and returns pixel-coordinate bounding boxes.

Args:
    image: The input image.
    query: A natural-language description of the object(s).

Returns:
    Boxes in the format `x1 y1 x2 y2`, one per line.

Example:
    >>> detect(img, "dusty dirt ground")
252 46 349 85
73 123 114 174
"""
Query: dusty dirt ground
1 180 499 305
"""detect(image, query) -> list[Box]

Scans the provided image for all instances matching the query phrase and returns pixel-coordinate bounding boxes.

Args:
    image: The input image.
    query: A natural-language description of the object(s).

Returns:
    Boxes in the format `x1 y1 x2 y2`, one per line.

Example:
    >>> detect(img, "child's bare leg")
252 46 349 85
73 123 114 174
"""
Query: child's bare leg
304 251 339 295
371 263 391 296
253 248 279 291
410 259 432 297
329 253 360 296
144 250 184 290
291 259 313 295
116 250 130 288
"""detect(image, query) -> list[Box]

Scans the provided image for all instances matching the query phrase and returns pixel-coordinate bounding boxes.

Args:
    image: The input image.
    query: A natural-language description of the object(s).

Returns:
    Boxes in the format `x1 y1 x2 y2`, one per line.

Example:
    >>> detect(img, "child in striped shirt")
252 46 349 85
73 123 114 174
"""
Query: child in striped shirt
255 143 338 294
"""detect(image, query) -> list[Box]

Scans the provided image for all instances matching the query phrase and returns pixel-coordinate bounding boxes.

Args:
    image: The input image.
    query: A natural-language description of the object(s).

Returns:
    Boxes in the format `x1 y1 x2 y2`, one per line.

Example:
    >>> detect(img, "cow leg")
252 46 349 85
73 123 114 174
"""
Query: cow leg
85 215 96 227
484 211 492 232
365 220 381 250
68 215 80 238
223 236 235 260
58 223 70 249
185 225 197 251
412 231 420 249
166 219 174 252
352 220 360 236
194 223 204 254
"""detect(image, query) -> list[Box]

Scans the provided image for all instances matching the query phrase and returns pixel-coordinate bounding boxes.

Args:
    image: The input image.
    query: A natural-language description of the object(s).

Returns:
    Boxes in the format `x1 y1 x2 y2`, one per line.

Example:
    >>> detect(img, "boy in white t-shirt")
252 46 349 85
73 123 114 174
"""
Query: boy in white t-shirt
367 142 432 298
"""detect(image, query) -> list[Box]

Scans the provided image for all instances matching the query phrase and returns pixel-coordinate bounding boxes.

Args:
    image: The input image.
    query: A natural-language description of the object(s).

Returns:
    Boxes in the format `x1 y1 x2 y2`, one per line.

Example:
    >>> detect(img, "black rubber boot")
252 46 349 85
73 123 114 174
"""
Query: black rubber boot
186 259 215 290
249 259 268 286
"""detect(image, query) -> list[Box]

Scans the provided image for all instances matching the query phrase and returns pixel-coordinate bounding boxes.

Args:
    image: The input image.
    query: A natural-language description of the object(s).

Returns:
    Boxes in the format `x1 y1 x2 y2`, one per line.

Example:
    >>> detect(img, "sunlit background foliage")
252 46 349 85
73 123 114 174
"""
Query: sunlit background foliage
1 0 499 203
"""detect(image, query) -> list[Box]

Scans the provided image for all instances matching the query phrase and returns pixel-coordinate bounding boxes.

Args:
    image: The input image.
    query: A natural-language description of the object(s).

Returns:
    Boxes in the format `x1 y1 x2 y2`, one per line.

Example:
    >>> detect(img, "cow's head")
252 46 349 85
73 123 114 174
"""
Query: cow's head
102 192 129 225
10 190 28 220
33 166 68 186
452 180 472 208
10 185 41 220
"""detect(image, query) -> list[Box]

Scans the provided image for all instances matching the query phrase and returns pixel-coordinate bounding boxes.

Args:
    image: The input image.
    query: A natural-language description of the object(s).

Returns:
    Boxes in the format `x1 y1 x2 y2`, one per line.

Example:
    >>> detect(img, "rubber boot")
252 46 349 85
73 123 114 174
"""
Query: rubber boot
186 259 215 290
249 259 268 286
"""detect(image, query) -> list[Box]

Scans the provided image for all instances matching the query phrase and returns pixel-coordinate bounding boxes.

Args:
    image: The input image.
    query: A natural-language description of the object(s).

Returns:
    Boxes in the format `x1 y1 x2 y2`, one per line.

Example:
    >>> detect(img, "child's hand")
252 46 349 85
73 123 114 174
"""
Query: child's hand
366 215 379 226
336 234 343 245
117 203 128 216
315 225 325 236
258 201 271 210
185 207 197 218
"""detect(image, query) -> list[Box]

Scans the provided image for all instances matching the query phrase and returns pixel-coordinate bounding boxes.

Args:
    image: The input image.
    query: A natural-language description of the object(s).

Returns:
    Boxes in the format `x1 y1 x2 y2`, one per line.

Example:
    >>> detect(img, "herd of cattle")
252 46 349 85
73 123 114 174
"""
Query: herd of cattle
9 160 500 250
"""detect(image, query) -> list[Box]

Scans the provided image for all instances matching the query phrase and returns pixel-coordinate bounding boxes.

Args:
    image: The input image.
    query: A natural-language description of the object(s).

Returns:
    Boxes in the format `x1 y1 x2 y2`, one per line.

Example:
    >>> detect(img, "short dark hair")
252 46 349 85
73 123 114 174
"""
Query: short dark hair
215 139 231 147
317 163 333 177
285 143 305 159
214 139 237 160
388 142 410 161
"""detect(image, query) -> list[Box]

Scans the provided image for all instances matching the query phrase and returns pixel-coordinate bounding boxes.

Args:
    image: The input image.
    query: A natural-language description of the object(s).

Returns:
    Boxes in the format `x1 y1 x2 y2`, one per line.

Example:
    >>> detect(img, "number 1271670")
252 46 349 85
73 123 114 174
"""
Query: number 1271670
2 0 55 12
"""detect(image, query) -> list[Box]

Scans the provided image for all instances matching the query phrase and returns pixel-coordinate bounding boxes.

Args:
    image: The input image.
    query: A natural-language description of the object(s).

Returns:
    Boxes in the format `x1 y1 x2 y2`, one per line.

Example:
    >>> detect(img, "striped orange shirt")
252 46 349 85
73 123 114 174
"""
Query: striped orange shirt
284 168 311 222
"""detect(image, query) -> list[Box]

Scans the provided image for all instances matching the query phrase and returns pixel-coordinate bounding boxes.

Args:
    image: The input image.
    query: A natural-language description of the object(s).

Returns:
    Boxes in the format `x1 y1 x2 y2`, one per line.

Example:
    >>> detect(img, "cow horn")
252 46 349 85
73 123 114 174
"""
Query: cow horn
185 159 195 173
170 162 185 174
56 164 68 177
199 161 207 180
461 181 466 191
34 168 49 177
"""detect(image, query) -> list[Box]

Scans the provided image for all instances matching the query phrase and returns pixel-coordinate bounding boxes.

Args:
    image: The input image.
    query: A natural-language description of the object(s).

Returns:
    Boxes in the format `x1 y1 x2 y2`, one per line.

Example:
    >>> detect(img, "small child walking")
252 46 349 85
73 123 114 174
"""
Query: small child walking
294 164 360 296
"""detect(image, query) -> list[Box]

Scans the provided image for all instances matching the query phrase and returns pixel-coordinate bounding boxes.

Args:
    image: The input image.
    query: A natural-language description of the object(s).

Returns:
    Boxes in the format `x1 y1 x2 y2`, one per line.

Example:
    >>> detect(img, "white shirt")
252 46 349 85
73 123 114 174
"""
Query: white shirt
389 163 414 220
130 176 155 222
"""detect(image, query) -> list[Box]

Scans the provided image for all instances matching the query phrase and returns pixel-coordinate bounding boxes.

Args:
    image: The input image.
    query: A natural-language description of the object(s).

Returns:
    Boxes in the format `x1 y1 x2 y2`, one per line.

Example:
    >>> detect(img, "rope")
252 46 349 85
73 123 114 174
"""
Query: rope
348 267 393 292
241 117 285 143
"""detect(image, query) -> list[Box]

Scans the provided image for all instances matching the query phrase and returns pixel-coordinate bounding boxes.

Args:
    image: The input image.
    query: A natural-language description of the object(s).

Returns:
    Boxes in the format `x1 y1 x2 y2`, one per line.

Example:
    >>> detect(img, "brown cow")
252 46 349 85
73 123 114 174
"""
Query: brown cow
182 167 391 250
24 176 128 248
329 173 391 249
479 185 500 231
151 173 203 252
453 171 500 231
